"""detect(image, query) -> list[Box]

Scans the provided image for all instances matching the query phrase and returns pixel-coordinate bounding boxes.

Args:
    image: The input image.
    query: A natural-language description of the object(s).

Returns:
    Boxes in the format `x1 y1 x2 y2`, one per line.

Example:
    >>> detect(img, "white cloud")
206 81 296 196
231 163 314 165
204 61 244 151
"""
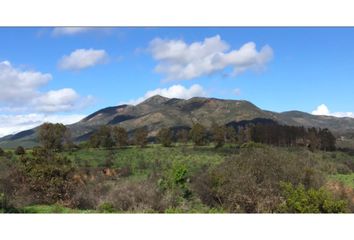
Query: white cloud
58 49 108 71
0 60 93 113
148 35 273 81
0 61 52 104
312 104 354 118
0 114 85 137
52 27 92 36
124 84 207 105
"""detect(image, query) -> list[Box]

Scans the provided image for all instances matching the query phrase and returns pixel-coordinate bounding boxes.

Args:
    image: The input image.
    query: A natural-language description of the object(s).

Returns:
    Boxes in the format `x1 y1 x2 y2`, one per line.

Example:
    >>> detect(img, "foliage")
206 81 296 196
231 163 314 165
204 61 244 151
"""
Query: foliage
89 125 114 149
15 146 26 155
17 148 77 205
134 127 148 148
278 182 347 213
189 123 207 146
38 123 69 151
211 123 226 148
192 147 326 213
157 128 173 147
112 126 128 148
176 129 189 144
0 147 4 157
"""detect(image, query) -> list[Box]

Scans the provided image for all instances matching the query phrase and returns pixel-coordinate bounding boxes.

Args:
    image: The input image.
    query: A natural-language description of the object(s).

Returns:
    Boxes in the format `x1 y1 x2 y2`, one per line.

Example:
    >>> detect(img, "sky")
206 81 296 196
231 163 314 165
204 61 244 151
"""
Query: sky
0 27 354 137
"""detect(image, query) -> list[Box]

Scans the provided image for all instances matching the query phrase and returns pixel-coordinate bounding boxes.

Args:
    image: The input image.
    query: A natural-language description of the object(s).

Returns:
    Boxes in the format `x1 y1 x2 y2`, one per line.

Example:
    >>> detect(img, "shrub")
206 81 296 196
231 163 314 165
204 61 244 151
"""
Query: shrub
0 147 4 157
15 146 26 155
278 182 348 213
192 147 325 213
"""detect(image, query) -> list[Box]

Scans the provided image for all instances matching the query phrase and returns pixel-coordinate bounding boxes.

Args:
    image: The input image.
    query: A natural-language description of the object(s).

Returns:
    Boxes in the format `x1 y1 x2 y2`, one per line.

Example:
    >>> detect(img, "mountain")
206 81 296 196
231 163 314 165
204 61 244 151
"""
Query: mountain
1 95 354 148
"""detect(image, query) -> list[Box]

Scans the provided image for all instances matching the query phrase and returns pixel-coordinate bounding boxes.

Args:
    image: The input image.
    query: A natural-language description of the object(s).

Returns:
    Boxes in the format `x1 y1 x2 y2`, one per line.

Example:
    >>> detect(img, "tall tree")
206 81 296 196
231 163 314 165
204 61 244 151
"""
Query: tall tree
211 123 226 148
38 123 68 151
157 128 173 147
177 129 189 144
189 123 207 146
112 126 128 148
89 125 114 149
134 127 148 148
319 128 336 151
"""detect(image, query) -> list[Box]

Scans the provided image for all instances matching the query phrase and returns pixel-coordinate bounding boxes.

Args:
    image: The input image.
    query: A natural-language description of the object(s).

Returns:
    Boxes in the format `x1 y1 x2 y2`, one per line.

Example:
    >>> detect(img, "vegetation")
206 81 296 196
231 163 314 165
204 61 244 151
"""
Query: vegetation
134 127 148 148
157 128 173 147
190 123 207 146
1 122 353 213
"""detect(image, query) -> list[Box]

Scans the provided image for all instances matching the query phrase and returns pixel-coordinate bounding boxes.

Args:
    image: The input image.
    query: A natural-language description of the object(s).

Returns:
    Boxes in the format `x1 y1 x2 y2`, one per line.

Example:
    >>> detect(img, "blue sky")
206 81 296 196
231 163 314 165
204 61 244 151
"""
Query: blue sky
0 27 353 136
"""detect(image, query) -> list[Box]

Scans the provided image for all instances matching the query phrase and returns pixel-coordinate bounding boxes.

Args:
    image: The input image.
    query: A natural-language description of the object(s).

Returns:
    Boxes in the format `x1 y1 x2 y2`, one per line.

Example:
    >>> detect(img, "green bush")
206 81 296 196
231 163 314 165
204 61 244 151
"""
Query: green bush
278 182 348 213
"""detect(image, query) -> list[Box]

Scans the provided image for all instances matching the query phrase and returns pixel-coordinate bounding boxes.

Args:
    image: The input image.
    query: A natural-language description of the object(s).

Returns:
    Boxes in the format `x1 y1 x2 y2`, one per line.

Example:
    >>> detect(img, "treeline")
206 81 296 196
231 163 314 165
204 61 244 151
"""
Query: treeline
0 122 337 155
85 122 336 151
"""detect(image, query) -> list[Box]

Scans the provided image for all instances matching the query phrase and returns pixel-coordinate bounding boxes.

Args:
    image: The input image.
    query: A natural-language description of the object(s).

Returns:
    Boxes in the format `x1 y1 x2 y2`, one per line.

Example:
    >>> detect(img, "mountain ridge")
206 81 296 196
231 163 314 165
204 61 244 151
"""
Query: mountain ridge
1 95 354 148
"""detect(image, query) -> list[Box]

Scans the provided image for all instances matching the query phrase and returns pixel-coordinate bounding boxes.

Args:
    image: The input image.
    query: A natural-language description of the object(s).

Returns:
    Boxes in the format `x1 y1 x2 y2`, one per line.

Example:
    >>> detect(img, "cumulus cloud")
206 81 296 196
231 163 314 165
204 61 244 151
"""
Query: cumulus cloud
312 104 354 118
124 84 207 105
52 27 92 36
0 114 85 137
148 35 273 81
0 60 93 113
58 49 108 71
0 61 52 104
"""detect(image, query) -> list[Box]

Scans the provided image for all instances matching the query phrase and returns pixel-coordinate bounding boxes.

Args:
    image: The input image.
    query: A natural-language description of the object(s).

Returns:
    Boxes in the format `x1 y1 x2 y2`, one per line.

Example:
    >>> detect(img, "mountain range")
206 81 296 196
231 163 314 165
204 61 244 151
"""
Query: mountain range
1 95 354 148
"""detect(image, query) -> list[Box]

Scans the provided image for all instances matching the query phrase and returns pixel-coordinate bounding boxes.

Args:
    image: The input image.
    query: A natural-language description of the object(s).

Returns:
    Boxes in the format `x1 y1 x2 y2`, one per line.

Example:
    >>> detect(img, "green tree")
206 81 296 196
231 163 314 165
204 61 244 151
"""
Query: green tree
157 128 173 147
134 127 148 148
89 125 114 149
38 123 68 151
226 126 238 144
0 147 4 157
177 129 189 144
189 123 207 146
15 146 25 155
211 123 226 148
112 126 128 148
319 128 336 151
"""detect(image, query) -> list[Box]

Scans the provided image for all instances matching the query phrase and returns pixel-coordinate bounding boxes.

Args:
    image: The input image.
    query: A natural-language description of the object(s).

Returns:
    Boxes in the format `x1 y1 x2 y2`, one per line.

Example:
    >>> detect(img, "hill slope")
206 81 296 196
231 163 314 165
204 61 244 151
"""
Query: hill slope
1 95 354 148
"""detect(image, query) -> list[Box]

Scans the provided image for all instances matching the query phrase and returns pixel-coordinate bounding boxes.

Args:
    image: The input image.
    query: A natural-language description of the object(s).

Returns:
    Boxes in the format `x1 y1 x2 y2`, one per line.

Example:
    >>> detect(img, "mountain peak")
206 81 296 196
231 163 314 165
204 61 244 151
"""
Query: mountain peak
140 95 170 105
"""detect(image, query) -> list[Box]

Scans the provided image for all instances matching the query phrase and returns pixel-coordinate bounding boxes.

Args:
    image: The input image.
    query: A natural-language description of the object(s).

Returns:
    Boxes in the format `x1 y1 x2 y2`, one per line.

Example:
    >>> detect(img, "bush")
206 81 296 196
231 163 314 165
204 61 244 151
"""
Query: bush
278 182 348 213
192 147 325 213
0 147 4 157
15 146 26 155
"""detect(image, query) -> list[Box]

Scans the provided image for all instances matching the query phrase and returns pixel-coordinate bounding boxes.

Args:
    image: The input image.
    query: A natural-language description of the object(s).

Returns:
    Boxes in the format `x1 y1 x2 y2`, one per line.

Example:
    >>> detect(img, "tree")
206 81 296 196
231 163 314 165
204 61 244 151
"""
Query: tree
157 128 173 147
189 123 207 146
89 126 114 149
134 127 148 148
112 126 128 148
0 148 4 157
226 126 237 144
308 128 320 152
211 123 226 148
319 128 336 151
15 146 25 155
177 129 189 144
38 123 68 151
